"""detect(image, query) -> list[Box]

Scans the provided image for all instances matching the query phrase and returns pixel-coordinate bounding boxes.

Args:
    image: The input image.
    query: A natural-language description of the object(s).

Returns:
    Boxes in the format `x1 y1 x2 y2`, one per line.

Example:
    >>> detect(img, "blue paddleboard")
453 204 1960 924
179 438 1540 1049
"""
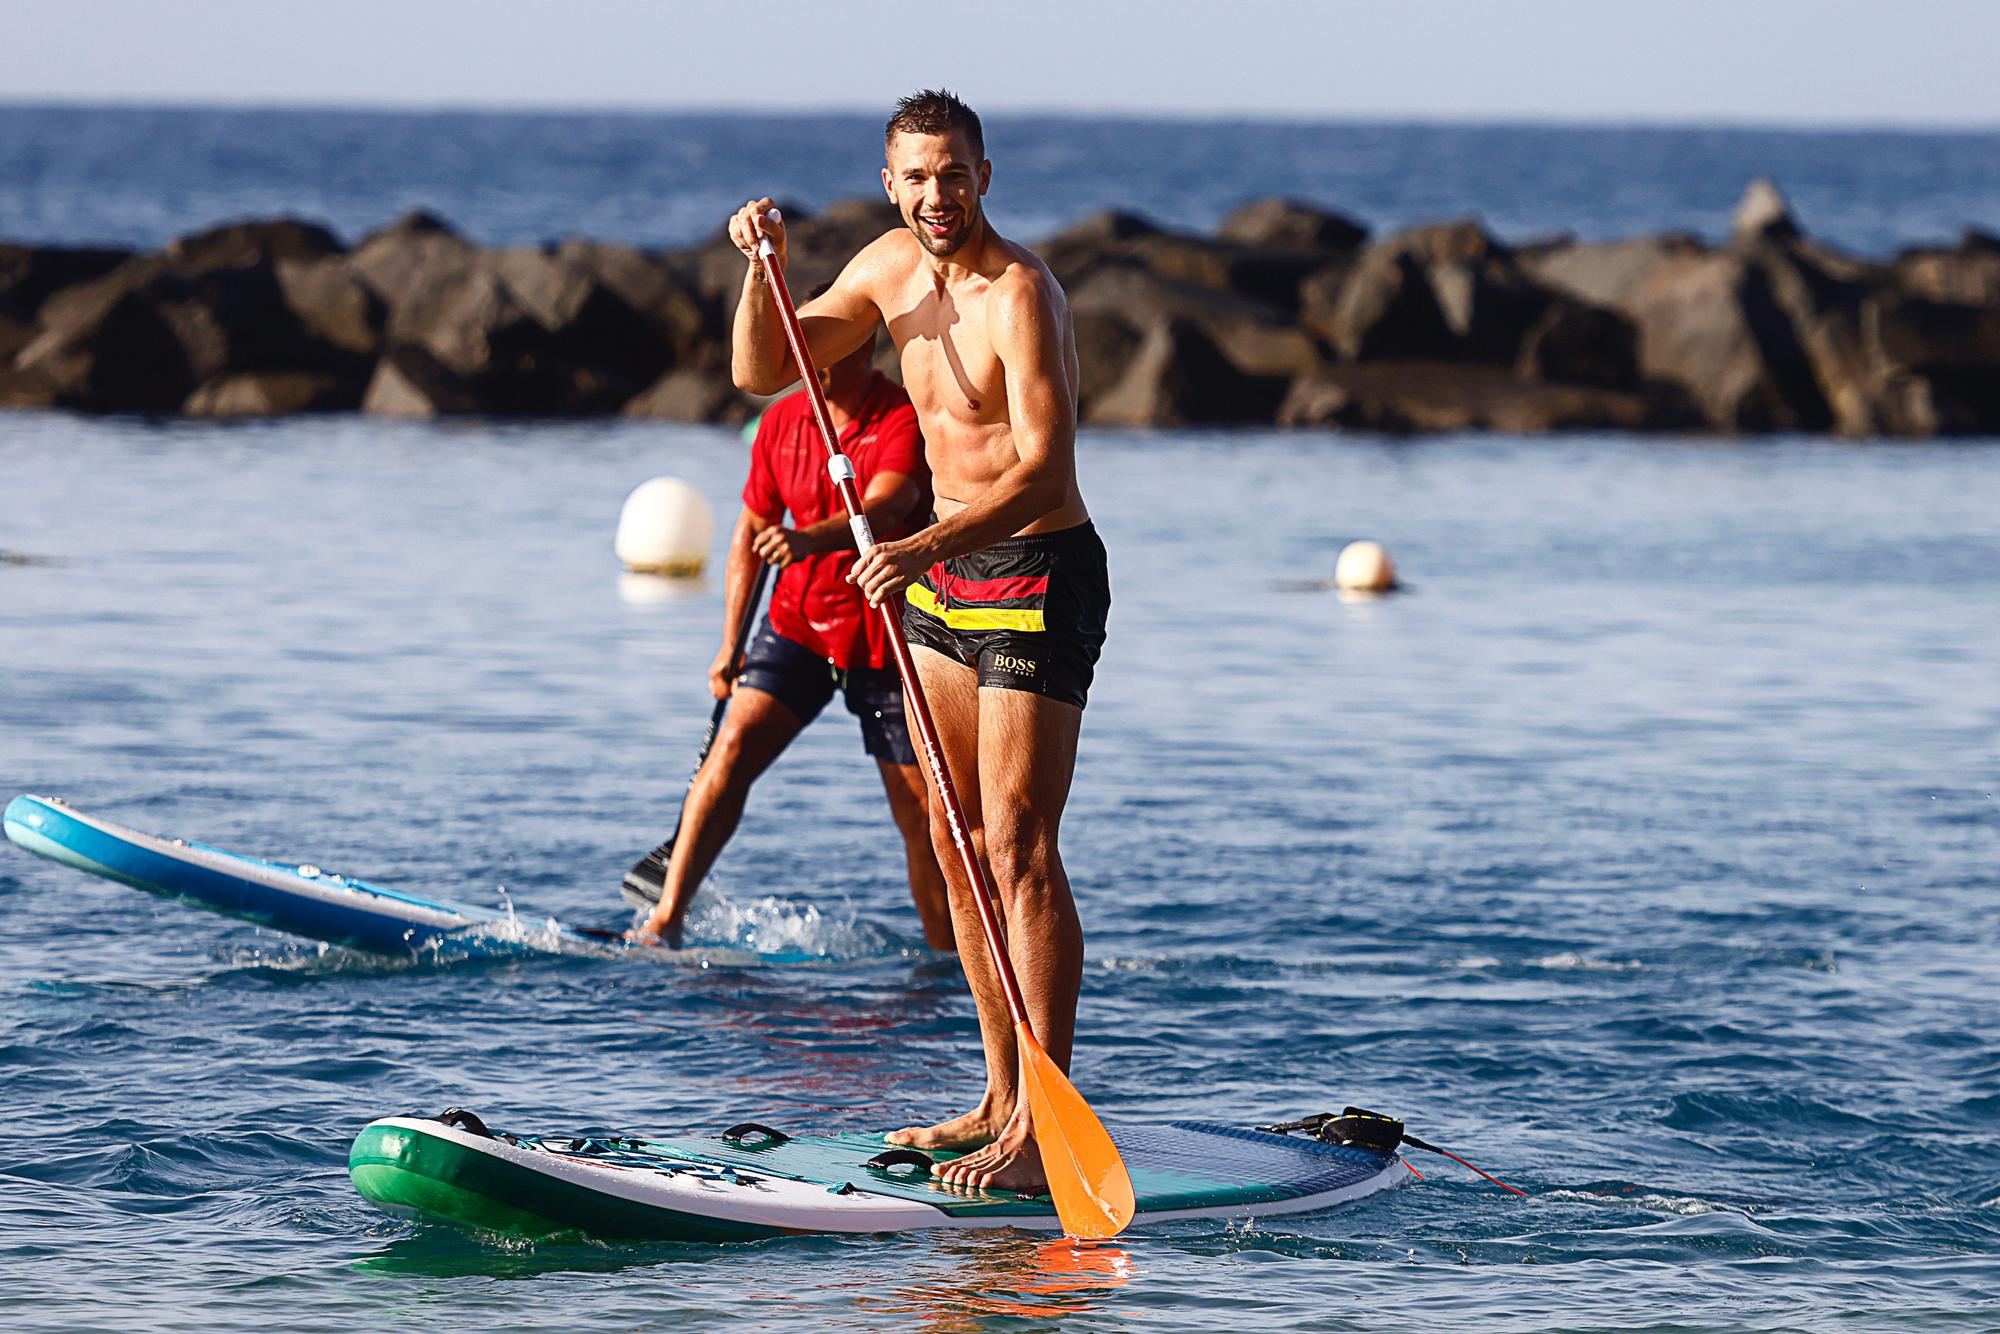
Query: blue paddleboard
3 793 622 961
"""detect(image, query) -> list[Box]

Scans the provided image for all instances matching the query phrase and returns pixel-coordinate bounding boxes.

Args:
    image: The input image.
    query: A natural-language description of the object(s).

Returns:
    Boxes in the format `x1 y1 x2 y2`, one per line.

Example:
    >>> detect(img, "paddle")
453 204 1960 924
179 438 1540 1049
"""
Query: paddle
620 558 773 910
751 210 1134 1238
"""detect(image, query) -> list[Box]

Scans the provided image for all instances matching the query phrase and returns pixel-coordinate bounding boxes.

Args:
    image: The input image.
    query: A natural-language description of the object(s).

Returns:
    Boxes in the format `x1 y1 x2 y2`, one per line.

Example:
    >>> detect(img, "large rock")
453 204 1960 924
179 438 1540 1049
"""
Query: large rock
555 239 707 365
1528 237 1830 430
356 220 706 415
1038 208 1338 315
493 246 678 397
1032 210 1163 291
164 217 343 272
14 260 205 410
622 367 763 423
1893 231 2000 307
1278 363 1696 434
1313 242 1451 360
0 242 132 322
1731 179 1801 245
1084 318 1290 426
0 311 35 364
184 371 357 417
1216 197 1367 255
1514 300 1640 390
1748 238 1885 435
1316 220 1586 373
370 259 579 415
349 211 480 306
360 349 486 417
13 228 373 412
1865 291 2000 433
0 364 62 408
1522 235 1702 310
274 256 386 364
1072 311 1143 417
1066 262 1317 380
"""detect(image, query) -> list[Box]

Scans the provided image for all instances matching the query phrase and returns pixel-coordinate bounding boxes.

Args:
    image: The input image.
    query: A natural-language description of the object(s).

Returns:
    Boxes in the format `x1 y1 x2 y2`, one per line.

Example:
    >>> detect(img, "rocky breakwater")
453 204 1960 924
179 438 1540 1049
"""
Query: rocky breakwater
2 182 1996 435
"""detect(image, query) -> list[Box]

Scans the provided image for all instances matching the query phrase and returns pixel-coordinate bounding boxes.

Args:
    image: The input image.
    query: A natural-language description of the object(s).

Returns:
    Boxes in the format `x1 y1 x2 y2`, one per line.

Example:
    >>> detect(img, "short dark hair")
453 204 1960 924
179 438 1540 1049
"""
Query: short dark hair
885 89 984 160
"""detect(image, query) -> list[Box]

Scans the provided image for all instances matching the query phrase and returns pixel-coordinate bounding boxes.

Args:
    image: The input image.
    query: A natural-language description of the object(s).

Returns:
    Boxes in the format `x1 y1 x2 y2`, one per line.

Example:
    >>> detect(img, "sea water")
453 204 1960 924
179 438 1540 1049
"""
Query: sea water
2 104 1997 253
4 102 2000 1332
1 415 1995 1330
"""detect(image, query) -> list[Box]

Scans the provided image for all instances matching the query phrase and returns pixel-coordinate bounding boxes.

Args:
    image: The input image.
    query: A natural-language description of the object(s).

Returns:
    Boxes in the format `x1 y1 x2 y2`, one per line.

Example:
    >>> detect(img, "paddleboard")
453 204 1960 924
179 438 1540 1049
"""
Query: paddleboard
348 1110 1406 1243
3 793 621 961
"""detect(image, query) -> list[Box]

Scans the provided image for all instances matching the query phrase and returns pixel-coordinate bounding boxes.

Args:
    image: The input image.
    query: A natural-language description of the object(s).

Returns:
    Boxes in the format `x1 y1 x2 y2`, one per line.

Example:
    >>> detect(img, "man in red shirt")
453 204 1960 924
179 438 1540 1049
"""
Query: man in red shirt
634 333 953 951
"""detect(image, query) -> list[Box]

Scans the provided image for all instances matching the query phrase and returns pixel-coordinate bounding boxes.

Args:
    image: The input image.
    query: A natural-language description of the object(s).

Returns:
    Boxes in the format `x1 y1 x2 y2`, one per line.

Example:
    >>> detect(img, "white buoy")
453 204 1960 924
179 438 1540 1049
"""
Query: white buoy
1334 540 1398 593
615 477 712 576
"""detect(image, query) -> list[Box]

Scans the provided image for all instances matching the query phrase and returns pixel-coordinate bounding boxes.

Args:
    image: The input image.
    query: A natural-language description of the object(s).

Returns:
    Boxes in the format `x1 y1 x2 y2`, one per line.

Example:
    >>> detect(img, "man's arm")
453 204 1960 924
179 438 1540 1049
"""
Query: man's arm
709 506 771 699
750 470 924 567
728 199 890 395
849 275 1075 605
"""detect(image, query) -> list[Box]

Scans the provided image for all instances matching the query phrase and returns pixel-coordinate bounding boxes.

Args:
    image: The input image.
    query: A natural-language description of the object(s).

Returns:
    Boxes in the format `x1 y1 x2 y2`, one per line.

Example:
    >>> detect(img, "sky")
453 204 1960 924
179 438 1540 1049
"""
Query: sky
2 0 1996 127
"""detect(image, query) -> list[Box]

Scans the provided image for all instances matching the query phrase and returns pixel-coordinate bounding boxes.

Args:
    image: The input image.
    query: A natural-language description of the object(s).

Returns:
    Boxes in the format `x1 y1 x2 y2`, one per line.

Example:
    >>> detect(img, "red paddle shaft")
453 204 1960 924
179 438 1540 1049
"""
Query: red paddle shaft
753 219 1031 1029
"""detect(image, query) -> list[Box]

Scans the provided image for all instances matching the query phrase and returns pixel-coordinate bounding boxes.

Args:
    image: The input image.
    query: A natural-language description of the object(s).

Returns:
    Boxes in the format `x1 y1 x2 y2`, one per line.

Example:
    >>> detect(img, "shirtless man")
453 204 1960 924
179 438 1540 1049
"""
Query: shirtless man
727 89 1109 1193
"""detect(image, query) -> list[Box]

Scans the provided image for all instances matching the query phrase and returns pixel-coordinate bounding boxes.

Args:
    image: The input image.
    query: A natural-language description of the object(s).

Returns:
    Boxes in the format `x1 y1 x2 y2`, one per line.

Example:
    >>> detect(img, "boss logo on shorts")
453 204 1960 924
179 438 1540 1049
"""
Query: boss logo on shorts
990 651 1038 677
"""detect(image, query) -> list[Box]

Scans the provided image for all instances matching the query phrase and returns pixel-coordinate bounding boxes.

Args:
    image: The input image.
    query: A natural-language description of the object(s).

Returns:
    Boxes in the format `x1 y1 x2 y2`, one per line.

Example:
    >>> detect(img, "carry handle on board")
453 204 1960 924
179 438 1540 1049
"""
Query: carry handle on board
751 209 1134 1238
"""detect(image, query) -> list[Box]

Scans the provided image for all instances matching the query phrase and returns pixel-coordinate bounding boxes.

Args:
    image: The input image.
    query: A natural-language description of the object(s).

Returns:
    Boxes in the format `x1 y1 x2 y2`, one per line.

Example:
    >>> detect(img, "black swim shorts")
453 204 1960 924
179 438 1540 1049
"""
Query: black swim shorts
902 520 1110 710
734 622 916 764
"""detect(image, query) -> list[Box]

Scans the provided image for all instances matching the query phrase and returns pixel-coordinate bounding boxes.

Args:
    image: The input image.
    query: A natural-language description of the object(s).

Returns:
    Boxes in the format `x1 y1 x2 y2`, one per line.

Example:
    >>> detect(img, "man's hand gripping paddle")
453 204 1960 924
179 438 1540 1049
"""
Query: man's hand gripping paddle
751 210 1134 1239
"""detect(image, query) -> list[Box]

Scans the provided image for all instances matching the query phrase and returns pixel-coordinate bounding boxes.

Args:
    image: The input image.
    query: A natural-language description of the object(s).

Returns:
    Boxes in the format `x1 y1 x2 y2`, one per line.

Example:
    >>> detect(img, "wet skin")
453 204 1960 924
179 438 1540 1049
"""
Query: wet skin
726 125 1093 1193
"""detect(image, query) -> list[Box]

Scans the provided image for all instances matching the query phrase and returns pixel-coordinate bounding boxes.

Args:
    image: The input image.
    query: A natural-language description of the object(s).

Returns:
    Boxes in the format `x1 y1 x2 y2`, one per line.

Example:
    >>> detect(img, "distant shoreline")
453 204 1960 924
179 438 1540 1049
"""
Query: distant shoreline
6 98 2000 136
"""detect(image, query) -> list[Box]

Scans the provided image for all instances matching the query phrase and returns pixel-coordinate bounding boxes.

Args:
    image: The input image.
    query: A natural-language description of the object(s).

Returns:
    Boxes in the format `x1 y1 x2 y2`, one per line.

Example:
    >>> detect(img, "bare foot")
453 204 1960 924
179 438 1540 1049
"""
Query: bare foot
934 1121 1046 1194
886 1102 1009 1151
624 916 684 950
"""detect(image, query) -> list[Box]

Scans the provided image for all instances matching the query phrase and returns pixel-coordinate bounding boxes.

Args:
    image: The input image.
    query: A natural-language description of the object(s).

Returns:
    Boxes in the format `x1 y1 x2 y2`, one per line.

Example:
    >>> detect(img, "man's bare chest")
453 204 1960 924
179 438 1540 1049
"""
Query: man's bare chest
884 285 1007 430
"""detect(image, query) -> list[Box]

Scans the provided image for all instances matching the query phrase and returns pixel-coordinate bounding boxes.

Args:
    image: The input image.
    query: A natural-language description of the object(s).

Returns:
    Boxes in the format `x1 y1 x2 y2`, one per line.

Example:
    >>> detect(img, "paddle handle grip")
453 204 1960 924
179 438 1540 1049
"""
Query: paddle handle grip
753 235 1033 1031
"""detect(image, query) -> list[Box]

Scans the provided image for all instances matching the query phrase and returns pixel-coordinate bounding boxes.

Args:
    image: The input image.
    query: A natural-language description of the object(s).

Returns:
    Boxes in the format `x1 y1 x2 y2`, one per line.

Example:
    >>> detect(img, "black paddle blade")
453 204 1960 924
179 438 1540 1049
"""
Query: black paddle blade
619 839 673 910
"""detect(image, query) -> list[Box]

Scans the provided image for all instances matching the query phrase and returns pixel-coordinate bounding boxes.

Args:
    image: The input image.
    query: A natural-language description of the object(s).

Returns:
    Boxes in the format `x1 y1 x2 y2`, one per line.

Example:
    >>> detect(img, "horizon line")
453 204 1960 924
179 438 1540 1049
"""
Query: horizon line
2 94 1997 137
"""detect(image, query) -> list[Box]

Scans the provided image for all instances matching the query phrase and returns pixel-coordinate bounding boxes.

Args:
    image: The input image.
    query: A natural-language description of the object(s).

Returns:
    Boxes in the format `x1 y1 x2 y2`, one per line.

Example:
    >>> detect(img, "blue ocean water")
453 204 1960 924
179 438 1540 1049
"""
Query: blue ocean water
2 416 1997 1330
1 103 1998 253
3 105 2000 1329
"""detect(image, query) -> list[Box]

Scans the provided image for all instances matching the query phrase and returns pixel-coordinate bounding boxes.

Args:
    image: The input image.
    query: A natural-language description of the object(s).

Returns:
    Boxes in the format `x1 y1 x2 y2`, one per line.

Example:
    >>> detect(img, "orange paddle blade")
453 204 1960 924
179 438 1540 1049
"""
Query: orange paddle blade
1017 1019 1136 1239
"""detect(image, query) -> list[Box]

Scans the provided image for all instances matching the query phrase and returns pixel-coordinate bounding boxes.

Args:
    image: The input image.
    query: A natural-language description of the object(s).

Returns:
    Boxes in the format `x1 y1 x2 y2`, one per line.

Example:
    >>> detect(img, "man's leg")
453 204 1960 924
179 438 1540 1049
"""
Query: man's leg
876 758 955 952
889 644 1026 1151
931 687 1084 1191
647 688 806 945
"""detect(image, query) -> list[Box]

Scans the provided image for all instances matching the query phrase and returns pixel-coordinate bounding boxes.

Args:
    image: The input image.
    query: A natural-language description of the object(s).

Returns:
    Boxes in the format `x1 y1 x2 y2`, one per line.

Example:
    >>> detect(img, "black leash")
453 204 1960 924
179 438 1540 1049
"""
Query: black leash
1261 1106 1527 1196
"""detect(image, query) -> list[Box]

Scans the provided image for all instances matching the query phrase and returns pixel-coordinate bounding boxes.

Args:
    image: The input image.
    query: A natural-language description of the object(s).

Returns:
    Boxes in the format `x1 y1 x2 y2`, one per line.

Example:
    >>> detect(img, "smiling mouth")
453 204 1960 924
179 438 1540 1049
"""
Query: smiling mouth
919 212 959 234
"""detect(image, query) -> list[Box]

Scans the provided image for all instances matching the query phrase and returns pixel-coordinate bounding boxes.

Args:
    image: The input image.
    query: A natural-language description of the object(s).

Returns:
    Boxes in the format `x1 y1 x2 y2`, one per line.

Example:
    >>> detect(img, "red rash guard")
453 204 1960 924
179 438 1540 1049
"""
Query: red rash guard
742 372 928 671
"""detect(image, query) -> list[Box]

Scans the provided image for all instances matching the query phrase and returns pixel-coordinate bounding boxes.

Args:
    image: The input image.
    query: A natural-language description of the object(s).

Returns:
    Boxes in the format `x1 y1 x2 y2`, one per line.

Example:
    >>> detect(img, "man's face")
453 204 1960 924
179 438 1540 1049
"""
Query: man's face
881 128 990 258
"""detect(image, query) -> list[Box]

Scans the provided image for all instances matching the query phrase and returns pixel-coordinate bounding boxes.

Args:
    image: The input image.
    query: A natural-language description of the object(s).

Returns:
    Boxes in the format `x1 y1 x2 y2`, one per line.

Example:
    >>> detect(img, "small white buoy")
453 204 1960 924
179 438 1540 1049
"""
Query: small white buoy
615 477 713 576
1334 540 1398 593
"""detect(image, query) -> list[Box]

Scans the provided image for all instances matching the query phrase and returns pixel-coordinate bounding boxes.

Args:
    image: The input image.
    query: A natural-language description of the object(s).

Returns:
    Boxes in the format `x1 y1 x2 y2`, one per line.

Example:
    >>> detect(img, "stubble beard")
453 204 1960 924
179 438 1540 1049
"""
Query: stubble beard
909 202 977 257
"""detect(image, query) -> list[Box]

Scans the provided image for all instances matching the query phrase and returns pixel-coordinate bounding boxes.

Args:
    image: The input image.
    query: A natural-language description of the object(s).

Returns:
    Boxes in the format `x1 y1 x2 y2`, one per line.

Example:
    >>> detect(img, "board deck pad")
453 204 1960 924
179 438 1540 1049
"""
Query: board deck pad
599 1123 1397 1216
348 1114 1405 1242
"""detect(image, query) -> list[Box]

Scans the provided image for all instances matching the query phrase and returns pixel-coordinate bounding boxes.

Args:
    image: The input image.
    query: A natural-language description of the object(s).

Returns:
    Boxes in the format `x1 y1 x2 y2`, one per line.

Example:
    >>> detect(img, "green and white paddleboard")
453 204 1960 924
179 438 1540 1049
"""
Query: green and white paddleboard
349 1111 1405 1243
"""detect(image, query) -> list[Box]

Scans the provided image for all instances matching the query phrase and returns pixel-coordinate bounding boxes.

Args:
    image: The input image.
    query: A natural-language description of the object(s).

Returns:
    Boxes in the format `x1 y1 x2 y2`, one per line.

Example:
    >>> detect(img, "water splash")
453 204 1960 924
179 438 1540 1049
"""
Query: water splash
675 884 906 962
